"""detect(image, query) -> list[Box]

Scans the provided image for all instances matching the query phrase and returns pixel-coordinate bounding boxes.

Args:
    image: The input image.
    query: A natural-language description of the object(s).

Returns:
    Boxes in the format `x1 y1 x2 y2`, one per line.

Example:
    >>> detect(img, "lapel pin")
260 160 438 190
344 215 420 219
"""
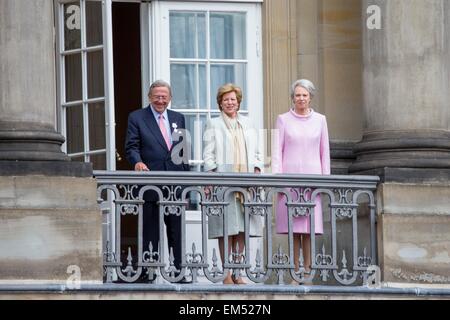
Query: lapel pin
172 122 179 133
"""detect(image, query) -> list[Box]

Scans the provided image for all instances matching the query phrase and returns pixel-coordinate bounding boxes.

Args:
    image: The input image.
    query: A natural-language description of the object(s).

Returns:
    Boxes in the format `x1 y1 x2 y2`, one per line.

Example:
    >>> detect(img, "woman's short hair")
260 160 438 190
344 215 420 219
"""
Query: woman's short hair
148 79 172 97
291 79 316 100
216 83 243 111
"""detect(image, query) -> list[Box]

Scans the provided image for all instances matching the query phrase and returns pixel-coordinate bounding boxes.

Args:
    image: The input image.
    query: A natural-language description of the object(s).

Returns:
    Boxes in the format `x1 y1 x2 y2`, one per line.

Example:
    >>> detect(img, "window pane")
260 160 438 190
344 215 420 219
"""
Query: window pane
210 64 247 110
86 0 103 47
184 114 196 161
64 2 81 51
90 153 107 170
171 64 206 109
170 12 206 59
210 12 246 59
199 64 207 108
65 54 82 102
198 113 207 160
87 50 104 98
66 105 84 154
184 114 206 161
88 102 105 150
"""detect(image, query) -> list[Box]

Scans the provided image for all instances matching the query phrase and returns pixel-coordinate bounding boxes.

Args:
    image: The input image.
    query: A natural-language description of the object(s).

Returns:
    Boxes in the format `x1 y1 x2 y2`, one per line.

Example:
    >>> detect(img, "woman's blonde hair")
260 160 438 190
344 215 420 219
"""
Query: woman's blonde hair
216 83 243 111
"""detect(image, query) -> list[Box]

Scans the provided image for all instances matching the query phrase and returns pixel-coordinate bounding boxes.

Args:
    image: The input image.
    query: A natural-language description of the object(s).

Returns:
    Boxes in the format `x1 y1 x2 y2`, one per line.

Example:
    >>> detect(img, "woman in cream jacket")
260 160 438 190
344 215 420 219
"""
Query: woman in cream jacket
203 83 263 284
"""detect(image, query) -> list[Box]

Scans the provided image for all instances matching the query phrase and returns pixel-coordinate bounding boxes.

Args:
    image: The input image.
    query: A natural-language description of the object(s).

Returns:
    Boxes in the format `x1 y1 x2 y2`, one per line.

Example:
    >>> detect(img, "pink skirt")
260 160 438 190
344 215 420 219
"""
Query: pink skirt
275 191 324 234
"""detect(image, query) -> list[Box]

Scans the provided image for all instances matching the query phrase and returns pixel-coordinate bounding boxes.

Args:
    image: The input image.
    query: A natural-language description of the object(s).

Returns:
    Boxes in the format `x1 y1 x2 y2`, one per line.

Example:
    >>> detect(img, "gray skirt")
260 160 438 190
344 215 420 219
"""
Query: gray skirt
208 192 264 239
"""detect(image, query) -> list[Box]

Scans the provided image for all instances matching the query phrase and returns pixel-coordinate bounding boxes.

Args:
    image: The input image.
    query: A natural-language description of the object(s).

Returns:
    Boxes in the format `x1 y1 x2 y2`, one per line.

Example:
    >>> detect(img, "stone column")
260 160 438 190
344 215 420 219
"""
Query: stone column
351 0 450 285
0 0 68 162
350 0 450 174
262 0 298 141
0 0 101 284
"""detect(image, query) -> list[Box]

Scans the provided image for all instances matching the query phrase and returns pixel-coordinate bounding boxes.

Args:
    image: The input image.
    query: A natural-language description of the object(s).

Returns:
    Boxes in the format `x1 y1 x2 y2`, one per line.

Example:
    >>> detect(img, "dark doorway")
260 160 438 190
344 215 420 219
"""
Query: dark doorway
112 2 142 171
112 2 142 264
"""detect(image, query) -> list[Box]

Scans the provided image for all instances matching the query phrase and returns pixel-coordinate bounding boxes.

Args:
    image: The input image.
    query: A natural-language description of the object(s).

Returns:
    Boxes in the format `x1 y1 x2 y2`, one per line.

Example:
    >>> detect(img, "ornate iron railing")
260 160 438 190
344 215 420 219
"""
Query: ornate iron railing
94 171 379 286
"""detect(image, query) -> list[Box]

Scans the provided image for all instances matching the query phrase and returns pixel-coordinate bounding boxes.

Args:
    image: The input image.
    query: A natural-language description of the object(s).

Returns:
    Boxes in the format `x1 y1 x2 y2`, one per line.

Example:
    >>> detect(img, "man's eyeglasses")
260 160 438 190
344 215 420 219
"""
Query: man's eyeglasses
152 95 169 101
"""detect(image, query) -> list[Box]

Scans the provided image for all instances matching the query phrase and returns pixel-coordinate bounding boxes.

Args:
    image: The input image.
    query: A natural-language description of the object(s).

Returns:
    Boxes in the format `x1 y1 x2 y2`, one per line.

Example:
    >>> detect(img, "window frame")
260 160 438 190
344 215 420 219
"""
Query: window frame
54 0 116 170
147 1 263 168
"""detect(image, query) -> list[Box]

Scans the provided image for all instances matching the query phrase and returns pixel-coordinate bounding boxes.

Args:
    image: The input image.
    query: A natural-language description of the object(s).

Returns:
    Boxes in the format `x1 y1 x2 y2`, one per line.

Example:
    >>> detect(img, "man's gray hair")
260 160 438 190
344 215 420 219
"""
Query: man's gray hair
290 79 316 100
148 80 172 97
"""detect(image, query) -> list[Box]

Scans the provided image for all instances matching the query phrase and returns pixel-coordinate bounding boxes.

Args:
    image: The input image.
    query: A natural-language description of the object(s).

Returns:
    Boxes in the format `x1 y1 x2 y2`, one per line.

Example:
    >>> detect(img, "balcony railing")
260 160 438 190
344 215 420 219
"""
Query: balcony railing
94 171 379 286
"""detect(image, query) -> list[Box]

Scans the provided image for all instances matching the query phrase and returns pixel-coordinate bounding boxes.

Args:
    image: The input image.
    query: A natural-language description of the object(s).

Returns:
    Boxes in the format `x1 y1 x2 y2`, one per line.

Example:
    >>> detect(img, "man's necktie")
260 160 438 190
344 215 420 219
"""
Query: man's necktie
158 114 171 150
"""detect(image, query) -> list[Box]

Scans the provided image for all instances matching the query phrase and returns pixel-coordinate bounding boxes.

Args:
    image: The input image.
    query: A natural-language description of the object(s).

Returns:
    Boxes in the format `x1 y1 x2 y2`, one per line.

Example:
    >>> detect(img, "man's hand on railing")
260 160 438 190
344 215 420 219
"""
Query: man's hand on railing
135 162 149 171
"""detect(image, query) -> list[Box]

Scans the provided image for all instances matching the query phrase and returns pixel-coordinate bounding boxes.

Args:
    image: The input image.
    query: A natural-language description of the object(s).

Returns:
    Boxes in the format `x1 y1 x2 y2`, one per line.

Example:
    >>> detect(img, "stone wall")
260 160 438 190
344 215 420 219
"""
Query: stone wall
0 176 102 283
377 183 450 284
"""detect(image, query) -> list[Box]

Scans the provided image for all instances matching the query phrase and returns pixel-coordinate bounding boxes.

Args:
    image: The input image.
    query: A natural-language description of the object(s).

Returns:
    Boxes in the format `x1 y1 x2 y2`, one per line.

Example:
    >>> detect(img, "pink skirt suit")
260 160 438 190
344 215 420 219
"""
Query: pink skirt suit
272 109 331 234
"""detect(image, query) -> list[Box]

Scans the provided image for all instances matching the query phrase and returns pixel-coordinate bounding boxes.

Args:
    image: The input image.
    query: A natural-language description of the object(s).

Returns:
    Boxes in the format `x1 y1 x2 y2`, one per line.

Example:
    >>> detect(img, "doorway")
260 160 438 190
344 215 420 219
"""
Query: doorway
112 2 142 171
112 2 142 261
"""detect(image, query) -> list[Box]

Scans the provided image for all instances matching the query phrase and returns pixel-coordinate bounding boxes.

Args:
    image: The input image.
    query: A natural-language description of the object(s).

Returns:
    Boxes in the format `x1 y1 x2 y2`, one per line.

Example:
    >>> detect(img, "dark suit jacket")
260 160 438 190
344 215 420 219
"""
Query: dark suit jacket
125 105 190 200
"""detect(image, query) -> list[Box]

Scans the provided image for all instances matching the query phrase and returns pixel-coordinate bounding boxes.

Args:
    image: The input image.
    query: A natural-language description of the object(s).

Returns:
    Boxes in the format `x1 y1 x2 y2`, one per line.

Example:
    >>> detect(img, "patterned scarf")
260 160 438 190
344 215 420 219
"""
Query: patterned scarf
222 112 248 203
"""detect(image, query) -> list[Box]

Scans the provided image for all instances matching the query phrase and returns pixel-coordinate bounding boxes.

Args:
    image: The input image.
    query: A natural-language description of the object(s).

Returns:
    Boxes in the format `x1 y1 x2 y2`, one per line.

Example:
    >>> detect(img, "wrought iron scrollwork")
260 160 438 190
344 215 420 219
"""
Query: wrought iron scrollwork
118 184 139 200
95 171 379 286
337 250 353 281
272 245 290 284
103 241 117 282
333 249 359 285
250 206 267 216
358 247 372 268
163 204 182 216
335 207 354 219
335 188 353 204
121 247 137 278
120 203 138 215
162 185 183 201
292 206 311 217
206 205 223 217
315 245 333 282
248 249 267 281
272 245 289 266
204 248 225 282
142 242 160 264
186 243 204 283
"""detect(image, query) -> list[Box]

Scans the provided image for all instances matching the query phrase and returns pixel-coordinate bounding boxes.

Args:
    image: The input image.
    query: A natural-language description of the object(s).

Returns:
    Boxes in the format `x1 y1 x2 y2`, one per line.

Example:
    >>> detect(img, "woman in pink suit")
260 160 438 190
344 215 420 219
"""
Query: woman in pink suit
272 79 330 276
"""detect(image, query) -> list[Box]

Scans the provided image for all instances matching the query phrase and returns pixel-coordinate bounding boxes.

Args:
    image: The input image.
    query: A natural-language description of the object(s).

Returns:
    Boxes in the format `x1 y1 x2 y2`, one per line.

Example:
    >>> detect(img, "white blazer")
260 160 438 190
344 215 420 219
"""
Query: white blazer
203 114 263 173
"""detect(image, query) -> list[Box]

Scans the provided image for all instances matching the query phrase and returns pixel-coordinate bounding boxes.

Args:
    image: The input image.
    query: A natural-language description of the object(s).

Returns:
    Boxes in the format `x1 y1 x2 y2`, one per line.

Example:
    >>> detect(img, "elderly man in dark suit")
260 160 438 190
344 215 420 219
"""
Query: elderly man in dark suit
125 80 190 283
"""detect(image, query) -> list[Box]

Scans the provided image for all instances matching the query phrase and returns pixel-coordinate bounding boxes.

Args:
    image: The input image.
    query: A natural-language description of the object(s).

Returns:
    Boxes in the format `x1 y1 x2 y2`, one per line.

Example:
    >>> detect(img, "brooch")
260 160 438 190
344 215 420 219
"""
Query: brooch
172 122 179 133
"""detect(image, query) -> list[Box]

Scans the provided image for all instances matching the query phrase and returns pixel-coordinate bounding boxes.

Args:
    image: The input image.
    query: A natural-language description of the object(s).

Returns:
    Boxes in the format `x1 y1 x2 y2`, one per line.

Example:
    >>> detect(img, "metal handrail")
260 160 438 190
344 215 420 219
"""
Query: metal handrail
94 170 379 286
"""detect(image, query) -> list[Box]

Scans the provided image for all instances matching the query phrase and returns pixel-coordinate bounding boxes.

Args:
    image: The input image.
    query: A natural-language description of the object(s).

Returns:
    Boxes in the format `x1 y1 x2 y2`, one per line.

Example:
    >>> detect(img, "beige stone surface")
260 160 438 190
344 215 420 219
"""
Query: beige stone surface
263 0 298 133
377 183 450 284
362 0 450 132
0 290 448 300
0 176 102 282
0 0 56 126
319 0 363 141
296 0 320 93
263 0 365 169
378 183 450 216
262 0 298 169
0 176 99 209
